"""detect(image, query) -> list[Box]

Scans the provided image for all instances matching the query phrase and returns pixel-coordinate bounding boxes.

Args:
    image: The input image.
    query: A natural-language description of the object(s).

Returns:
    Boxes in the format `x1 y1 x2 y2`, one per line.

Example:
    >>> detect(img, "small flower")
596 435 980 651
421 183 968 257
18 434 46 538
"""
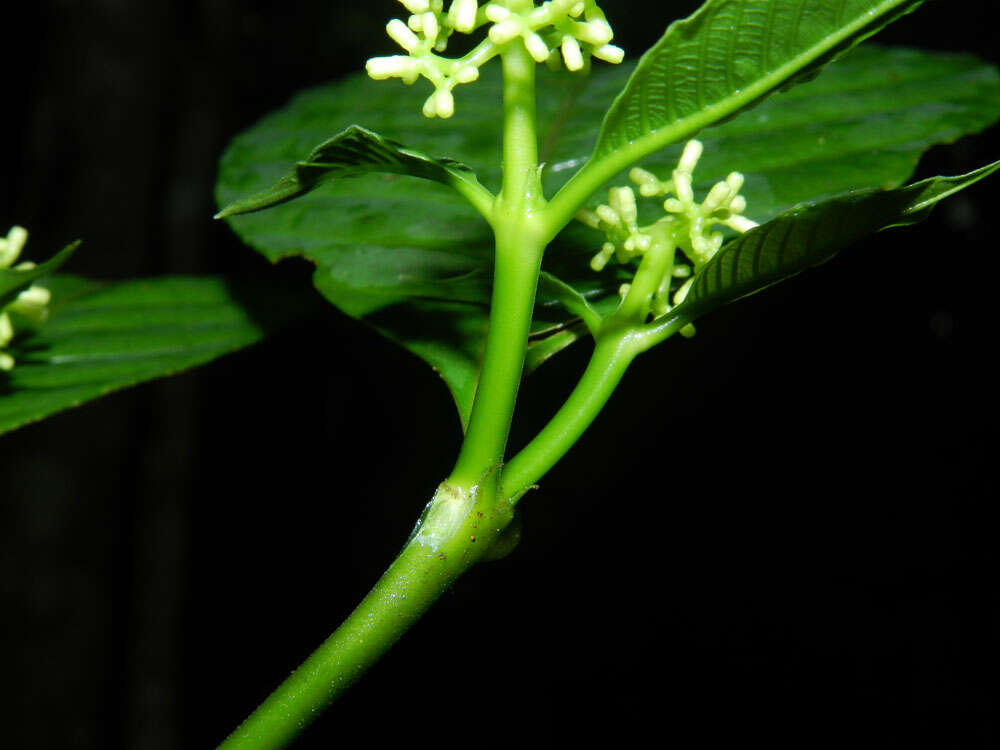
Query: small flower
1 226 53 371
580 140 758 325
366 1 625 118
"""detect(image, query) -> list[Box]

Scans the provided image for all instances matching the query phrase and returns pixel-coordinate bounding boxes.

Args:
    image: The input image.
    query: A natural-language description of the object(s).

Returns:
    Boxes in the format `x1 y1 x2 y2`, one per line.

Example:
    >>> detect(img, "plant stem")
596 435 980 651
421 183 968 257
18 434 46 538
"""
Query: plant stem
216 483 506 750
218 40 550 750
500 331 638 500
501 307 693 502
450 41 545 490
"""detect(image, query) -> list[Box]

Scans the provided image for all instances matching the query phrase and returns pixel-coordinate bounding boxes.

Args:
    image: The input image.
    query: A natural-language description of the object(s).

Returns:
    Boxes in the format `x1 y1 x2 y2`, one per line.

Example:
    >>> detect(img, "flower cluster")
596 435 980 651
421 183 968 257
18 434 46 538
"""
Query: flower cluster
578 140 758 320
1 226 52 371
366 0 624 118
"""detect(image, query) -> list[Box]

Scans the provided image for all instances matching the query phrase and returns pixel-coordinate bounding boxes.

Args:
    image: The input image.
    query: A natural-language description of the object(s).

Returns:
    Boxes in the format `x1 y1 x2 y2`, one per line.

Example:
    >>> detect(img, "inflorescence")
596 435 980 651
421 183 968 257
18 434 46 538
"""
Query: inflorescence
578 140 758 323
1 226 52 371
367 1 624 118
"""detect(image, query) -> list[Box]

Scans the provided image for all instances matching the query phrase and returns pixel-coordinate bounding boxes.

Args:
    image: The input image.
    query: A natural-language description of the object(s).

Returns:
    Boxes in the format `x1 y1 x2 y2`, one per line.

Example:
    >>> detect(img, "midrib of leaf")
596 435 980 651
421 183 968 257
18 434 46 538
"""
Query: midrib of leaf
556 0 922 215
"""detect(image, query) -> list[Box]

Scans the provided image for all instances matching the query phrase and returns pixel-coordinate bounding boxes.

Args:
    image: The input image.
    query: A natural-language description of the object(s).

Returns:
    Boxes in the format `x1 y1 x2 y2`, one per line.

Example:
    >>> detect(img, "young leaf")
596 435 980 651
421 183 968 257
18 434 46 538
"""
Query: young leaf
0 276 315 437
0 241 80 308
561 0 925 210
215 125 487 218
669 161 1000 325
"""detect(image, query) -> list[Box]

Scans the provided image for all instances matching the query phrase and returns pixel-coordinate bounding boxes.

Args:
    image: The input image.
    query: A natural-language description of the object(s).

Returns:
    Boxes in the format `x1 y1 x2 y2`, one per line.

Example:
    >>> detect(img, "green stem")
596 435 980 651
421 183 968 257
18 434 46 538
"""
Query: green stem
217 483 508 750
500 332 639 500
450 41 545 490
501 316 692 503
615 234 674 323
218 40 549 750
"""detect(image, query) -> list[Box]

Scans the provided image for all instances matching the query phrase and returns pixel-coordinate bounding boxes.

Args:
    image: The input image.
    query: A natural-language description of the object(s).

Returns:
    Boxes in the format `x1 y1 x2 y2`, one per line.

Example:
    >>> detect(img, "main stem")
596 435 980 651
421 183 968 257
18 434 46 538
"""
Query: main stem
217 41 546 750
450 40 544 492
216 494 491 750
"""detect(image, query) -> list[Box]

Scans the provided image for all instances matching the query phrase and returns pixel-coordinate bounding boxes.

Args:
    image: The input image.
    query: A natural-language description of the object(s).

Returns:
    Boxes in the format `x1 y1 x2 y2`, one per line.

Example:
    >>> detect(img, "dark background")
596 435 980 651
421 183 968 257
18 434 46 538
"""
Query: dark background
2 1 998 748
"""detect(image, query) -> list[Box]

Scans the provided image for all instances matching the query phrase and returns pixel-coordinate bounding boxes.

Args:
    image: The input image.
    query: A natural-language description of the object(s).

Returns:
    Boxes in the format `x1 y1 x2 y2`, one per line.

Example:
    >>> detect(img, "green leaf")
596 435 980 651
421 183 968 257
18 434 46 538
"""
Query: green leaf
672 161 1000 323
0 276 313 437
0 241 80 308
217 44 1000 426
215 125 484 219
590 0 924 171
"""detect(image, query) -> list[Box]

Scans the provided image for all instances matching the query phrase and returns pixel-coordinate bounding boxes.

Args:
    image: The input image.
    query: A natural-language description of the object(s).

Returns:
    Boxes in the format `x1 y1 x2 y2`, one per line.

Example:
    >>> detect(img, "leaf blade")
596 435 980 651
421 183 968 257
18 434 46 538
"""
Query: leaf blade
215 125 484 218
216 44 1000 425
0 275 314 437
0 241 80 308
573 0 925 204
673 161 1000 322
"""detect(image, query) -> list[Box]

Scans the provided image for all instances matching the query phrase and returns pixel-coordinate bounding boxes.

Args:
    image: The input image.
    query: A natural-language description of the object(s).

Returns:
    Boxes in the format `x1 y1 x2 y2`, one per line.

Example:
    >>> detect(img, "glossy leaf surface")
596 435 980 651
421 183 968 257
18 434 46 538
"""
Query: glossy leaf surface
0 276 309 436
592 0 924 166
670 161 1000 325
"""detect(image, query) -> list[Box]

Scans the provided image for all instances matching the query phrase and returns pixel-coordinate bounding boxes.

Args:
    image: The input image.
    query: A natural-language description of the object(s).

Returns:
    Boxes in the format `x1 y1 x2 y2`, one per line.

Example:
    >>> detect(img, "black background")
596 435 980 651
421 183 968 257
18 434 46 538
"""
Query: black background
2 1 999 748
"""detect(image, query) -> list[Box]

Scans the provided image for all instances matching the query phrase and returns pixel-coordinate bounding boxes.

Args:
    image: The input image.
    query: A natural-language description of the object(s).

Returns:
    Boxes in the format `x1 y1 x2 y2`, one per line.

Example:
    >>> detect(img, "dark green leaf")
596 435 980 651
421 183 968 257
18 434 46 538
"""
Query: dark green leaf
672 161 1000 322
217 44 1000 425
591 0 924 168
0 241 80 308
0 276 314 437
215 125 484 218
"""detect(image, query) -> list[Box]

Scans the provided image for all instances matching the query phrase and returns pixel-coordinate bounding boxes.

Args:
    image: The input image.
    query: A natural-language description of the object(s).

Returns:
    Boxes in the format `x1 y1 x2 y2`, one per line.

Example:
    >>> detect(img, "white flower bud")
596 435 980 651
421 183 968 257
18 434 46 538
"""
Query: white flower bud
0 312 13 347
10 286 51 324
561 35 584 71
673 277 694 306
423 89 454 118
366 56 418 80
726 215 758 234
703 180 734 213
525 33 550 63
15 286 51 308
399 0 431 13
408 14 423 31
729 195 747 215
484 4 510 22
592 44 624 64
678 140 703 174
0 226 28 268
596 204 620 227
422 11 439 41
450 0 479 33
423 93 438 117
672 171 694 204
590 242 616 272
0 351 14 371
454 65 480 83
609 187 637 225
578 20 613 46
489 18 521 44
387 19 420 52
